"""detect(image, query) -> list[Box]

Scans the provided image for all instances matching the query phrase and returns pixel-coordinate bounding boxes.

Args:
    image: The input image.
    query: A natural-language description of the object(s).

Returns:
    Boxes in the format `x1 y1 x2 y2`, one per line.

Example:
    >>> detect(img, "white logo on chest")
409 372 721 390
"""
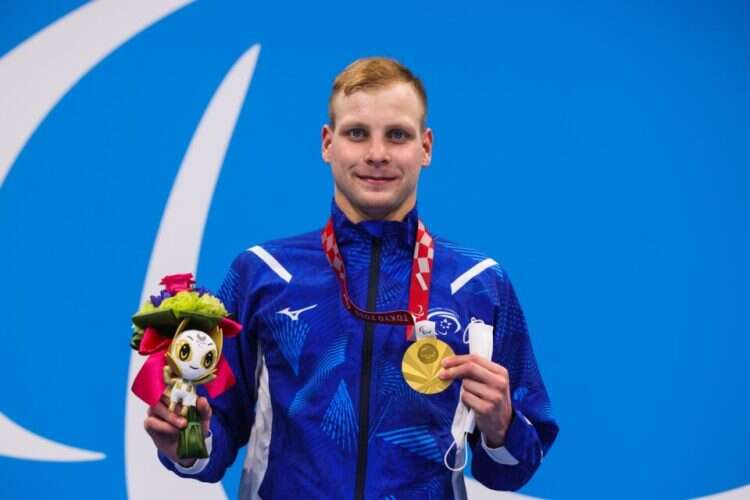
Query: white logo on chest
277 304 318 321
427 308 462 336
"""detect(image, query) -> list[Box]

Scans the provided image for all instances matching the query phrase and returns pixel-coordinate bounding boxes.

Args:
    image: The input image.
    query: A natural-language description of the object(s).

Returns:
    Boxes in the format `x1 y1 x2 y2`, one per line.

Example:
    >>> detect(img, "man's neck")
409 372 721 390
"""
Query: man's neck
334 194 416 224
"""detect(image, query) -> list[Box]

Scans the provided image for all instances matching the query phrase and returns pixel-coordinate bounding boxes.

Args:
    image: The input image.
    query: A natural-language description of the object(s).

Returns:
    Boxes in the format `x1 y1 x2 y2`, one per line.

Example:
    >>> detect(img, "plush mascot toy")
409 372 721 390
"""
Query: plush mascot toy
130 273 242 459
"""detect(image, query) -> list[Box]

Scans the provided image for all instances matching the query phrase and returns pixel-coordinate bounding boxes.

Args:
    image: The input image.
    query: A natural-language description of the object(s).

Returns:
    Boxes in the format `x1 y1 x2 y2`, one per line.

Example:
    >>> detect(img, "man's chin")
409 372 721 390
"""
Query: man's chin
351 196 412 221
335 185 413 221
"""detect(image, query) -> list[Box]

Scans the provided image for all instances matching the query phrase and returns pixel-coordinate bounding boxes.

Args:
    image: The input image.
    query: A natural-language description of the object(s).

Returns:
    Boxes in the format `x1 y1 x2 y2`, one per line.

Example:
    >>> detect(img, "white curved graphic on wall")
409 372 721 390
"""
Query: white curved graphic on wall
2 4 745 500
0 0 193 465
0 412 104 462
0 0 195 188
697 485 750 500
125 43 261 500
466 481 537 499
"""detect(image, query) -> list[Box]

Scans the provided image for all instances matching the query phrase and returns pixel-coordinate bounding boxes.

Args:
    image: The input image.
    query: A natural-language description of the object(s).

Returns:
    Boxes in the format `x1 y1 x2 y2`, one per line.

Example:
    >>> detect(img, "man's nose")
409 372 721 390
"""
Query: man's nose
365 138 390 166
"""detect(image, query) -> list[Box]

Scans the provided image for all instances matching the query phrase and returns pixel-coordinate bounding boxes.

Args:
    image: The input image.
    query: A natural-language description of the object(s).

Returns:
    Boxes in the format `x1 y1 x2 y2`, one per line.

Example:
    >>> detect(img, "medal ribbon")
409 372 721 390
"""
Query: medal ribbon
321 217 435 340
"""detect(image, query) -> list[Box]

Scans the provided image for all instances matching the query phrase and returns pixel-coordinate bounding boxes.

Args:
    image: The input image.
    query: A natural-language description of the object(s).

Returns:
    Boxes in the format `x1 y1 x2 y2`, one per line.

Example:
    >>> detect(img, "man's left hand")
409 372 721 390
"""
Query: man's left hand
438 354 513 447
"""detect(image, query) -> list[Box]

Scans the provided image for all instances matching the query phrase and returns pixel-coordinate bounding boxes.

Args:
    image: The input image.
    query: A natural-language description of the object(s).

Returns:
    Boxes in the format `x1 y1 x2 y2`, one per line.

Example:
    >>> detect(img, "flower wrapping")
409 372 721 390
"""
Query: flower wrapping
130 274 242 406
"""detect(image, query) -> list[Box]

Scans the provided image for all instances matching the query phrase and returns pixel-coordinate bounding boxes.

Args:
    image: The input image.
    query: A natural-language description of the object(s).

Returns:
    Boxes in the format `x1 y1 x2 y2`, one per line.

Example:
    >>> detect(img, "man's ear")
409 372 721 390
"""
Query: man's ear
321 124 334 163
421 127 433 167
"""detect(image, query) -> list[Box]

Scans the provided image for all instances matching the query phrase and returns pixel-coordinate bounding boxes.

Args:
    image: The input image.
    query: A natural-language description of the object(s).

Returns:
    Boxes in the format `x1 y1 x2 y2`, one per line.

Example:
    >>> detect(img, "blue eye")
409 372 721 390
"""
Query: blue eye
389 129 409 141
347 128 366 140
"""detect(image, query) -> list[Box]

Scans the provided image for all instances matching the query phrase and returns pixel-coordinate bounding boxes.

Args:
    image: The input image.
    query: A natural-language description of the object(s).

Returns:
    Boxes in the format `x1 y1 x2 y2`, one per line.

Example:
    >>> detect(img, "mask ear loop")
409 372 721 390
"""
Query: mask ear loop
443 432 469 472
448 317 487 472
463 317 485 344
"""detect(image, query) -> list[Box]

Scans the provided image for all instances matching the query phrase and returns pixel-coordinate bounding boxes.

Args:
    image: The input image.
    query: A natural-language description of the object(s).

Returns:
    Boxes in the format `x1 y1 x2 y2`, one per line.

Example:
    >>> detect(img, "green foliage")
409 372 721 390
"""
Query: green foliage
132 291 227 335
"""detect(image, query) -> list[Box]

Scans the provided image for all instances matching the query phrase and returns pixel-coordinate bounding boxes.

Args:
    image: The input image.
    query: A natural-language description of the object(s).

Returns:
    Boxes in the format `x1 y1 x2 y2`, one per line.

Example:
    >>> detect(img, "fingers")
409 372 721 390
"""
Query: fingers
437 360 491 383
442 354 504 374
460 387 494 415
439 354 508 385
462 378 502 403
143 397 214 464
196 397 212 421
148 399 187 429
196 397 213 436
144 414 180 463
439 358 507 388
144 415 180 438
443 355 514 444
145 397 213 458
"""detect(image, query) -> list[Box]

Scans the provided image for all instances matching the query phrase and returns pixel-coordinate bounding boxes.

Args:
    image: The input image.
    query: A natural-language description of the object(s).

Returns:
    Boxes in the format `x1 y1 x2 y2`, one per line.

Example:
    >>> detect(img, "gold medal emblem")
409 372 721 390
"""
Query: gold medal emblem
401 337 454 395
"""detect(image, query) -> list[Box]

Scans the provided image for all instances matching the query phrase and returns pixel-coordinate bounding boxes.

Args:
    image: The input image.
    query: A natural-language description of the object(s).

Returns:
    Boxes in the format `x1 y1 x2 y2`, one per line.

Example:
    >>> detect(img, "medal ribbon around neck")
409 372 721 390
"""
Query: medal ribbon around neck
321 217 435 340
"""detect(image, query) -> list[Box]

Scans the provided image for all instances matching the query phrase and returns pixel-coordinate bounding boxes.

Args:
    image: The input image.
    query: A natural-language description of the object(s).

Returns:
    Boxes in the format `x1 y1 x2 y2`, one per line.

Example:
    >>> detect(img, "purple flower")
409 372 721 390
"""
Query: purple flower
150 289 174 307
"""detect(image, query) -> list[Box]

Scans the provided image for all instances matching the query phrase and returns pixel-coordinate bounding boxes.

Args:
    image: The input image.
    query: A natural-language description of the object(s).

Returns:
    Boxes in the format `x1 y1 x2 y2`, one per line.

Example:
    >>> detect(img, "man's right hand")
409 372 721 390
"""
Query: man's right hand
144 396 213 468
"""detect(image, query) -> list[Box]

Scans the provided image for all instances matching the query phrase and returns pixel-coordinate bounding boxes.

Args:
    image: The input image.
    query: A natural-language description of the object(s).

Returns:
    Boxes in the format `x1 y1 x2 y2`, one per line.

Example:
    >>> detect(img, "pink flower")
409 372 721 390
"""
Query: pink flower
160 273 195 294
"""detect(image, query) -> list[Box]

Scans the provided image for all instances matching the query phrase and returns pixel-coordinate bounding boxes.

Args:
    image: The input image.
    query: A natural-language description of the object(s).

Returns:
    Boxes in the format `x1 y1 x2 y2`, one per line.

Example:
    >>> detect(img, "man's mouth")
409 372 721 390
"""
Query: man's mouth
356 174 398 185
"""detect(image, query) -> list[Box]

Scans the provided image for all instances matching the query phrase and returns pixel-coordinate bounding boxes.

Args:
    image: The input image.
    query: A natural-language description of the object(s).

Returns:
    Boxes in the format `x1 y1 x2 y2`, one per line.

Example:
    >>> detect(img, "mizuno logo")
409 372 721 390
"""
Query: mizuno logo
277 304 318 321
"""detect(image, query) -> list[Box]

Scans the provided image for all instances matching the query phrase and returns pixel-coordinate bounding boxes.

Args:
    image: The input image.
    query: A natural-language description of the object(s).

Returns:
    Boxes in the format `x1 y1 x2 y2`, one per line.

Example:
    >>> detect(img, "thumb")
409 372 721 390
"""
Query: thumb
196 397 213 436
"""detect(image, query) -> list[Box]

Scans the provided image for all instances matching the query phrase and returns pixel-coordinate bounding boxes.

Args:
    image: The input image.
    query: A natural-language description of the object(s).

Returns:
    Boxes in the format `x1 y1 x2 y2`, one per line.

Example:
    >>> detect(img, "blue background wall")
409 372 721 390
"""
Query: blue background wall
1 1 748 498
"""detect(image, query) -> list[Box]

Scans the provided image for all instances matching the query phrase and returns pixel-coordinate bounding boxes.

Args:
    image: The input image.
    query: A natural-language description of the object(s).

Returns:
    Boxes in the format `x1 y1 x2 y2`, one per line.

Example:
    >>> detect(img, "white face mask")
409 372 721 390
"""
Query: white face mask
444 318 494 472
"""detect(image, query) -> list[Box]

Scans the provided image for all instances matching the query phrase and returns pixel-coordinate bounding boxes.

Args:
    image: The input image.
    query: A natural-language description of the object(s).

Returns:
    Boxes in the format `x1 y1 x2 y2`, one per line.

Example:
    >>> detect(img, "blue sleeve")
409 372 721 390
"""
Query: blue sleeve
159 252 260 482
469 271 559 490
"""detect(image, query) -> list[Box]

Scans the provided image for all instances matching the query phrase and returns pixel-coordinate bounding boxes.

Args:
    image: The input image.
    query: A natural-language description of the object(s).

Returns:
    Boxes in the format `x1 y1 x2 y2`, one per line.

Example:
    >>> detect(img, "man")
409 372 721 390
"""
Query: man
145 57 558 498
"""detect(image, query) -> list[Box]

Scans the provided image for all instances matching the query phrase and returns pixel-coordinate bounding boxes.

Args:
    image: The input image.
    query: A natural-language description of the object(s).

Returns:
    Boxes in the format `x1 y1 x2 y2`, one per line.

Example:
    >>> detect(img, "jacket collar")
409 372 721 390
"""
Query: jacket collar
330 200 419 249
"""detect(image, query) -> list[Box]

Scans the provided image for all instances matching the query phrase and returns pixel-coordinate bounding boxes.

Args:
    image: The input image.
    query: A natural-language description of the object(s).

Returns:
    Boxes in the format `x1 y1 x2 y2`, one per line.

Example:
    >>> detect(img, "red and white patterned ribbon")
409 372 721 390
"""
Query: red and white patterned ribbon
321 217 435 340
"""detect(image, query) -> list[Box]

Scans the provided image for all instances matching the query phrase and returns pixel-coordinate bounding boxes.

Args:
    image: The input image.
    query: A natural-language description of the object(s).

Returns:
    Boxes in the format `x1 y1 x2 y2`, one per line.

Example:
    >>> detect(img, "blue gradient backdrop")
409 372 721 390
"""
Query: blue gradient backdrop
1 2 748 499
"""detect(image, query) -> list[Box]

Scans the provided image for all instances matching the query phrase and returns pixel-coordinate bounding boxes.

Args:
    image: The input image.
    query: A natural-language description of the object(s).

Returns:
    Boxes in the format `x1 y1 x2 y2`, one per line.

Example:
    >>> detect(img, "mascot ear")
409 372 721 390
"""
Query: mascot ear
209 325 224 356
175 317 190 336
165 351 182 378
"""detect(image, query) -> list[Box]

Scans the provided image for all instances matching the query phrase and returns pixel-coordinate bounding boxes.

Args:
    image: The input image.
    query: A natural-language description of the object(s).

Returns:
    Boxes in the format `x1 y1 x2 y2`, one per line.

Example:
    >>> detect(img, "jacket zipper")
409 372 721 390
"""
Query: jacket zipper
354 236 382 500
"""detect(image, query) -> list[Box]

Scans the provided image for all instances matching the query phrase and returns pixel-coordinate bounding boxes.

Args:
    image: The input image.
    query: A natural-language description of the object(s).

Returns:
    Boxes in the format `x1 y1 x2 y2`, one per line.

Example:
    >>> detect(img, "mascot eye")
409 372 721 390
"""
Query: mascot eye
202 350 215 369
178 342 191 361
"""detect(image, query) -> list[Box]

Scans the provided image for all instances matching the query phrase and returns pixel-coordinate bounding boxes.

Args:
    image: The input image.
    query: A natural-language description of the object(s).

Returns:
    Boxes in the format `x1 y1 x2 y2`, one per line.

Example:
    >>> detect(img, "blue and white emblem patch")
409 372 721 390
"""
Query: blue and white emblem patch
427 308 462 336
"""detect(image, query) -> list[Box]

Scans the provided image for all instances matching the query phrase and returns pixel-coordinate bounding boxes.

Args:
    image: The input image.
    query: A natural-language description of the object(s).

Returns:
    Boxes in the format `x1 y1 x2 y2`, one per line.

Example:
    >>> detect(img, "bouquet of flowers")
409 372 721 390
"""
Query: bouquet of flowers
130 273 242 458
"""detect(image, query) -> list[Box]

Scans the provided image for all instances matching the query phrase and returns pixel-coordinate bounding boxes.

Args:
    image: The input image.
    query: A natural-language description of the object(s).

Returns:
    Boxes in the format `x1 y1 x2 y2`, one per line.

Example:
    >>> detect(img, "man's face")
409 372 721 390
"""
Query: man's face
322 82 433 222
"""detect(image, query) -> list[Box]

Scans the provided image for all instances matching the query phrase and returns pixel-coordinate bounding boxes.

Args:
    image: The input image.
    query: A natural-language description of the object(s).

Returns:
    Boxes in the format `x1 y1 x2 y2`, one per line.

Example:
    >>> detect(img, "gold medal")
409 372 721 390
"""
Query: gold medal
401 337 455 395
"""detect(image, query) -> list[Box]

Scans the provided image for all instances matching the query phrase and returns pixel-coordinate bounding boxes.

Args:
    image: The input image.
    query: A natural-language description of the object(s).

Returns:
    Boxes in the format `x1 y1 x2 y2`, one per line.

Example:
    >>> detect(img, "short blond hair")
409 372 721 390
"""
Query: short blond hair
328 57 428 129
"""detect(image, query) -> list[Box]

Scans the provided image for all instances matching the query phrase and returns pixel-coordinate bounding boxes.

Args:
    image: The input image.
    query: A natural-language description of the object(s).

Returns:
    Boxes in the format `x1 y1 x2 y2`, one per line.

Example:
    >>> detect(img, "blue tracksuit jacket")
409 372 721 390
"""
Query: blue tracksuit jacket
161 203 558 499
